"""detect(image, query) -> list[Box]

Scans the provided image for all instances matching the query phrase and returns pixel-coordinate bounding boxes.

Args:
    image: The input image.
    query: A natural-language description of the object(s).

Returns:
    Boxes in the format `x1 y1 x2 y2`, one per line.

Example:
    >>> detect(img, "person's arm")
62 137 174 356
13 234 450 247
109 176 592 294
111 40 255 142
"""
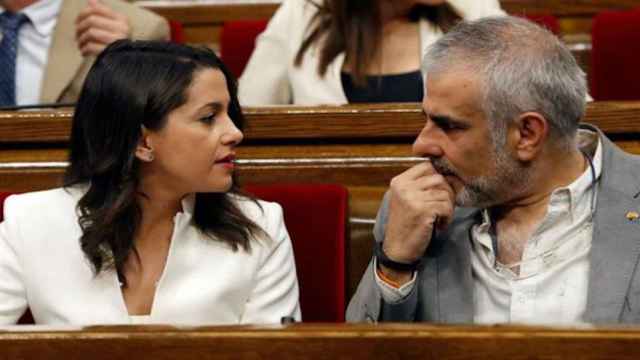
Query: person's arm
238 0 301 105
75 0 170 57
240 202 301 324
75 0 131 56
0 197 28 324
347 161 454 322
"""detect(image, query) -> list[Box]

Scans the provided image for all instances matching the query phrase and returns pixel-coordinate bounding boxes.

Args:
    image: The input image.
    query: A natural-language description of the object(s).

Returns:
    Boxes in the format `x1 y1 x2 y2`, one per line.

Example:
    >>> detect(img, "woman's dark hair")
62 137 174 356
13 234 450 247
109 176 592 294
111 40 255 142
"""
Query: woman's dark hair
64 40 264 281
295 0 462 86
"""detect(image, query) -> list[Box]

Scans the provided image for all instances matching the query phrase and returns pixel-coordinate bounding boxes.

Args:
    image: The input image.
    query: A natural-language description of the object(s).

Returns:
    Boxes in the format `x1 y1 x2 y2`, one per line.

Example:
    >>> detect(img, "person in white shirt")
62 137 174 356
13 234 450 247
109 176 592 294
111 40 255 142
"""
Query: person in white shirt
347 16 640 325
238 0 504 105
0 40 301 325
0 0 168 107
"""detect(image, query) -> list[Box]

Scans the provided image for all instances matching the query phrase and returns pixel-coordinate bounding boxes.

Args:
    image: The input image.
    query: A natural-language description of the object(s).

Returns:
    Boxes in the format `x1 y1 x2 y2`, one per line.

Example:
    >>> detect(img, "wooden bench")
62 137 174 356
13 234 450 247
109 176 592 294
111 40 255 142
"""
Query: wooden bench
1 102 640 299
2 323 640 358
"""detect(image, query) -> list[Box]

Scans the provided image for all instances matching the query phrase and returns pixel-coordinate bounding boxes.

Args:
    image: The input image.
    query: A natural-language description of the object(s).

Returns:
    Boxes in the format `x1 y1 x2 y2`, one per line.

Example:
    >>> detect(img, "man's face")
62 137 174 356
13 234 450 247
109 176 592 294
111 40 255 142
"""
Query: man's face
413 69 529 208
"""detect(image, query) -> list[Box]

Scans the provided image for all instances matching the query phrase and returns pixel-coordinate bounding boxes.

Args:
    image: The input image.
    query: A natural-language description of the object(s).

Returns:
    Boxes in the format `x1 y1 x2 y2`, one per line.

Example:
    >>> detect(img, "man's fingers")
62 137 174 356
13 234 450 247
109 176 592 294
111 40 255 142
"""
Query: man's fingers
78 0 120 22
78 26 123 48
79 41 107 57
391 160 439 185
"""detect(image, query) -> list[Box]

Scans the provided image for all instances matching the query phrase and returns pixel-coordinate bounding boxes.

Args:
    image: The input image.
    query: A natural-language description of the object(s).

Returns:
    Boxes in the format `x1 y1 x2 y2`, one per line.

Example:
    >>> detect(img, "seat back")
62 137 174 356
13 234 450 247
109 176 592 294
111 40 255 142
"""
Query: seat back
591 9 640 100
244 184 348 322
220 20 269 78
168 20 186 44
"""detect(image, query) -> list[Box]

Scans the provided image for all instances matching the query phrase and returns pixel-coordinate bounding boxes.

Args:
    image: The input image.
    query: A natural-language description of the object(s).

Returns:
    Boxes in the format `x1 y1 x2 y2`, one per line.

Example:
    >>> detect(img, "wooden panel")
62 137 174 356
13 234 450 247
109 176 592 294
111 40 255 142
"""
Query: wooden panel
138 1 280 24
3 324 640 359
2 102 640 143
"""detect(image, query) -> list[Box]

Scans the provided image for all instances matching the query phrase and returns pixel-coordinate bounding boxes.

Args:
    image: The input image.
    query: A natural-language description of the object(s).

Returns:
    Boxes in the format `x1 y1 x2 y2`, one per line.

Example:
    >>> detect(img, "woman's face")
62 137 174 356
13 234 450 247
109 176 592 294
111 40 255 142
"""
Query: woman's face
141 68 243 196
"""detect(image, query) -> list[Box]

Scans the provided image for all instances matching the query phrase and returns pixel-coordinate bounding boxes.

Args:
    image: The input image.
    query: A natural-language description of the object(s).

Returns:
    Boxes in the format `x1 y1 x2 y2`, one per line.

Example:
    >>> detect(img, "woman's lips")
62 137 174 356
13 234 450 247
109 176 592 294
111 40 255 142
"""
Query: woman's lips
216 154 236 170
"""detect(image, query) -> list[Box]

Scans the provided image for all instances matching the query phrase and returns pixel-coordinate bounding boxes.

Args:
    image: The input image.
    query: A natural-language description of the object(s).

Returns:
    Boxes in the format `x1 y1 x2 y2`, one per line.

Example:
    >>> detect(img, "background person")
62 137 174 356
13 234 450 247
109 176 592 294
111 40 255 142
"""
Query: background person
0 40 300 325
239 0 503 105
0 0 169 107
347 16 640 325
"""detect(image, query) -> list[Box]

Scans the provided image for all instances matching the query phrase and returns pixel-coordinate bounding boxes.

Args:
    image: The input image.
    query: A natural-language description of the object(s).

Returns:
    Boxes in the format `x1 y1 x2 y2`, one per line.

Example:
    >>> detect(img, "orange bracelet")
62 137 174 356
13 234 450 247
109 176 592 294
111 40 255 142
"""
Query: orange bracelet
376 267 402 289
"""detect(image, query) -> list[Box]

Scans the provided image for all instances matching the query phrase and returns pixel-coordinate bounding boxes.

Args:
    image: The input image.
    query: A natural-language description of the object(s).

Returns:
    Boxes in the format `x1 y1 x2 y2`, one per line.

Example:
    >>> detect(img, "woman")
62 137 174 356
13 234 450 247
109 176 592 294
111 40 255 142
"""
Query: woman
0 40 300 325
239 0 504 105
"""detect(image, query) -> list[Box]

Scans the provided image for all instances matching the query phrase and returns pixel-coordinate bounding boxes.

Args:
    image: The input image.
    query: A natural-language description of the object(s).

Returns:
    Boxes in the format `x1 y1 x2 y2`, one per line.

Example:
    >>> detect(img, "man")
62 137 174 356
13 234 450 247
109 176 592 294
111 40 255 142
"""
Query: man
347 16 640 324
0 0 169 107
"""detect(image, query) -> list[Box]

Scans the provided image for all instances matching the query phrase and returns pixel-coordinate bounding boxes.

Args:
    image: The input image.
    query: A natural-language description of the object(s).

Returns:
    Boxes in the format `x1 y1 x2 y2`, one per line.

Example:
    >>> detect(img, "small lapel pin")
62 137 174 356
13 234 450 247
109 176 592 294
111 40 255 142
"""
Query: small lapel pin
626 211 639 221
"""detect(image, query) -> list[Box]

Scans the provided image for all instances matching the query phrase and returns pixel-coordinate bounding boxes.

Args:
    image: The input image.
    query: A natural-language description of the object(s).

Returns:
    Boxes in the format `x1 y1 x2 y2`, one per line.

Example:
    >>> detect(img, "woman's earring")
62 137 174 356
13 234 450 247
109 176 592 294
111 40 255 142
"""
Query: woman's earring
147 152 154 162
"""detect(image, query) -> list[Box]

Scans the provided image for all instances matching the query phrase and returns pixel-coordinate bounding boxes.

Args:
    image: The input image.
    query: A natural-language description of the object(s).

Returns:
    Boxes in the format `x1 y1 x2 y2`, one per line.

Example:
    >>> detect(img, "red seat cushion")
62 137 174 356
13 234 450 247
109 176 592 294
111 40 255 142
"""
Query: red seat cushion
244 184 348 322
220 20 268 78
591 9 640 100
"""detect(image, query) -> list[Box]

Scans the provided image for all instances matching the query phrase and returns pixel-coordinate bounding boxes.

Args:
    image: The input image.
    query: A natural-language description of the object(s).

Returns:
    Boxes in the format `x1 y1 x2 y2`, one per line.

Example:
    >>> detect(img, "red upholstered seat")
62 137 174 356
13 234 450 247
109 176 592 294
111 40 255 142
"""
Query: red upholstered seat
220 20 268 78
244 184 348 322
168 20 185 44
591 9 640 100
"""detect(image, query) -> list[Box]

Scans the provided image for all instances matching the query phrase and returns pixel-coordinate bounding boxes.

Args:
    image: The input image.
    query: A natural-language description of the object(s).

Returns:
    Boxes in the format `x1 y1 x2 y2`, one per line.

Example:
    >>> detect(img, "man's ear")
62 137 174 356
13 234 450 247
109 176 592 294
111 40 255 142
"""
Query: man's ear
135 126 155 162
509 112 549 162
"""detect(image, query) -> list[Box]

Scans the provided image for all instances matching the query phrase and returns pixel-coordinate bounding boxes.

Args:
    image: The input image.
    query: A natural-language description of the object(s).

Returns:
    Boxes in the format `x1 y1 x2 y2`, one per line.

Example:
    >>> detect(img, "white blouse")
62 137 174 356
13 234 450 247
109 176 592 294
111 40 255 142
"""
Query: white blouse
0 187 301 325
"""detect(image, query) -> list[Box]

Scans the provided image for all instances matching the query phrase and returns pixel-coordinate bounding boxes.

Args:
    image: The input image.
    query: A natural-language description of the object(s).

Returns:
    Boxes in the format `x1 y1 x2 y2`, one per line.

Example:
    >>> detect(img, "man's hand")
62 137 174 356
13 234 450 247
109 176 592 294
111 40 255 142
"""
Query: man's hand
76 0 131 57
379 160 455 284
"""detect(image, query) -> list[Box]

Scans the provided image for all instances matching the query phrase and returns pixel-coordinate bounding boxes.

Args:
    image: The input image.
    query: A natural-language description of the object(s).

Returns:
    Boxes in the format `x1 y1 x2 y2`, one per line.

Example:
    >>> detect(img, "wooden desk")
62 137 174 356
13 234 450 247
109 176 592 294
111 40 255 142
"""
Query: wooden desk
1 102 640 299
2 323 640 359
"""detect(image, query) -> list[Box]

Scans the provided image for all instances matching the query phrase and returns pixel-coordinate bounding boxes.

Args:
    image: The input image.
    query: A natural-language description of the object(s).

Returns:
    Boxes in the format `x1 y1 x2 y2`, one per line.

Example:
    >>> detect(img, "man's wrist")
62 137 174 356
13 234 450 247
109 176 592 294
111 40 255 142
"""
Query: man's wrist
377 262 413 287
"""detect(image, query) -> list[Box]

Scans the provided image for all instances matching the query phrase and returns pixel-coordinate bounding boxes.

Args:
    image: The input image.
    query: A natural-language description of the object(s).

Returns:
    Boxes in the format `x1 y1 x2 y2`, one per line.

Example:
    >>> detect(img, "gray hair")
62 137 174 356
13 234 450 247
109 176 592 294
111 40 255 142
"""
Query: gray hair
422 16 587 149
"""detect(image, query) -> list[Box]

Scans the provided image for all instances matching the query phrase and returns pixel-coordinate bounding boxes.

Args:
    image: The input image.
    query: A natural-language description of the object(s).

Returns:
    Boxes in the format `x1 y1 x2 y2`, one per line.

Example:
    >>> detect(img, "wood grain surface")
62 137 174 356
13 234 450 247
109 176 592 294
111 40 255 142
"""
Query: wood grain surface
2 323 640 359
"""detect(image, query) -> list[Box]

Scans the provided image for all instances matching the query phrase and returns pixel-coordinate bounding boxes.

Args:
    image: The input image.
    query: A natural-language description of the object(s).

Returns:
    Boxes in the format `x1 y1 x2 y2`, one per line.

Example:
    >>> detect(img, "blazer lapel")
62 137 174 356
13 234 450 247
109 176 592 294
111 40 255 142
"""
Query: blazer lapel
436 210 477 323
585 129 640 323
40 0 86 103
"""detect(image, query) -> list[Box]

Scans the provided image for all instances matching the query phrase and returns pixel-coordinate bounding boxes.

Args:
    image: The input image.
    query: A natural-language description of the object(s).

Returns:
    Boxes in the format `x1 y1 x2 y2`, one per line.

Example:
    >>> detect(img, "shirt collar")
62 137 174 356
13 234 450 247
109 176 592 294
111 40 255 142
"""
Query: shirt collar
180 193 196 217
1 0 62 37
476 128 602 240
549 128 602 220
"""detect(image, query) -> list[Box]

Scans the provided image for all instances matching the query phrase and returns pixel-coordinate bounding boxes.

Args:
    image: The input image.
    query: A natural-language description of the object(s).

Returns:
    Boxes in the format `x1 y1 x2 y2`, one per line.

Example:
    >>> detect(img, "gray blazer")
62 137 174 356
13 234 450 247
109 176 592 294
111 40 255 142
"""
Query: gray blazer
346 125 640 324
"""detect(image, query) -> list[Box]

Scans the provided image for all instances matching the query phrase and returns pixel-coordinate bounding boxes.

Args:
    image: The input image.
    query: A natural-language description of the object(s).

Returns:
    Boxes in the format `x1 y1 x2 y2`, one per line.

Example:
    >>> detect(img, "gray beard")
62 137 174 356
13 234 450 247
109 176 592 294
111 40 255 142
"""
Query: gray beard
431 148 531 209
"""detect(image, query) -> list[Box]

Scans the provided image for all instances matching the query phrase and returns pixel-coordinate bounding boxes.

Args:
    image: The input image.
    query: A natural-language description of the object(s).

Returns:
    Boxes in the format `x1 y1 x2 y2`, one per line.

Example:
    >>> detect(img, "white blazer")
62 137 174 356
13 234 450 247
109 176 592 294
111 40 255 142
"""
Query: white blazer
238 0 505 105
0 187 301 325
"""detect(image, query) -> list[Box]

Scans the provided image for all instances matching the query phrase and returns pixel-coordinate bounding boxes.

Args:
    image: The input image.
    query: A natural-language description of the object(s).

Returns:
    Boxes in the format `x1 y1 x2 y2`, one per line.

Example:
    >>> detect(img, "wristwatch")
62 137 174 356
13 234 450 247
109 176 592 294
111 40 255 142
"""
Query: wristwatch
374 241 422 272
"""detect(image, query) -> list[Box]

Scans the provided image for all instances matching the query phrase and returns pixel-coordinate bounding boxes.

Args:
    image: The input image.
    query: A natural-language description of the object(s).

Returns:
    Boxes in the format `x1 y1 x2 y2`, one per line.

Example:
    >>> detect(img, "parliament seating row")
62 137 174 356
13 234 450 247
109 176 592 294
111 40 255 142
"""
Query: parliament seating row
0 102 639 309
